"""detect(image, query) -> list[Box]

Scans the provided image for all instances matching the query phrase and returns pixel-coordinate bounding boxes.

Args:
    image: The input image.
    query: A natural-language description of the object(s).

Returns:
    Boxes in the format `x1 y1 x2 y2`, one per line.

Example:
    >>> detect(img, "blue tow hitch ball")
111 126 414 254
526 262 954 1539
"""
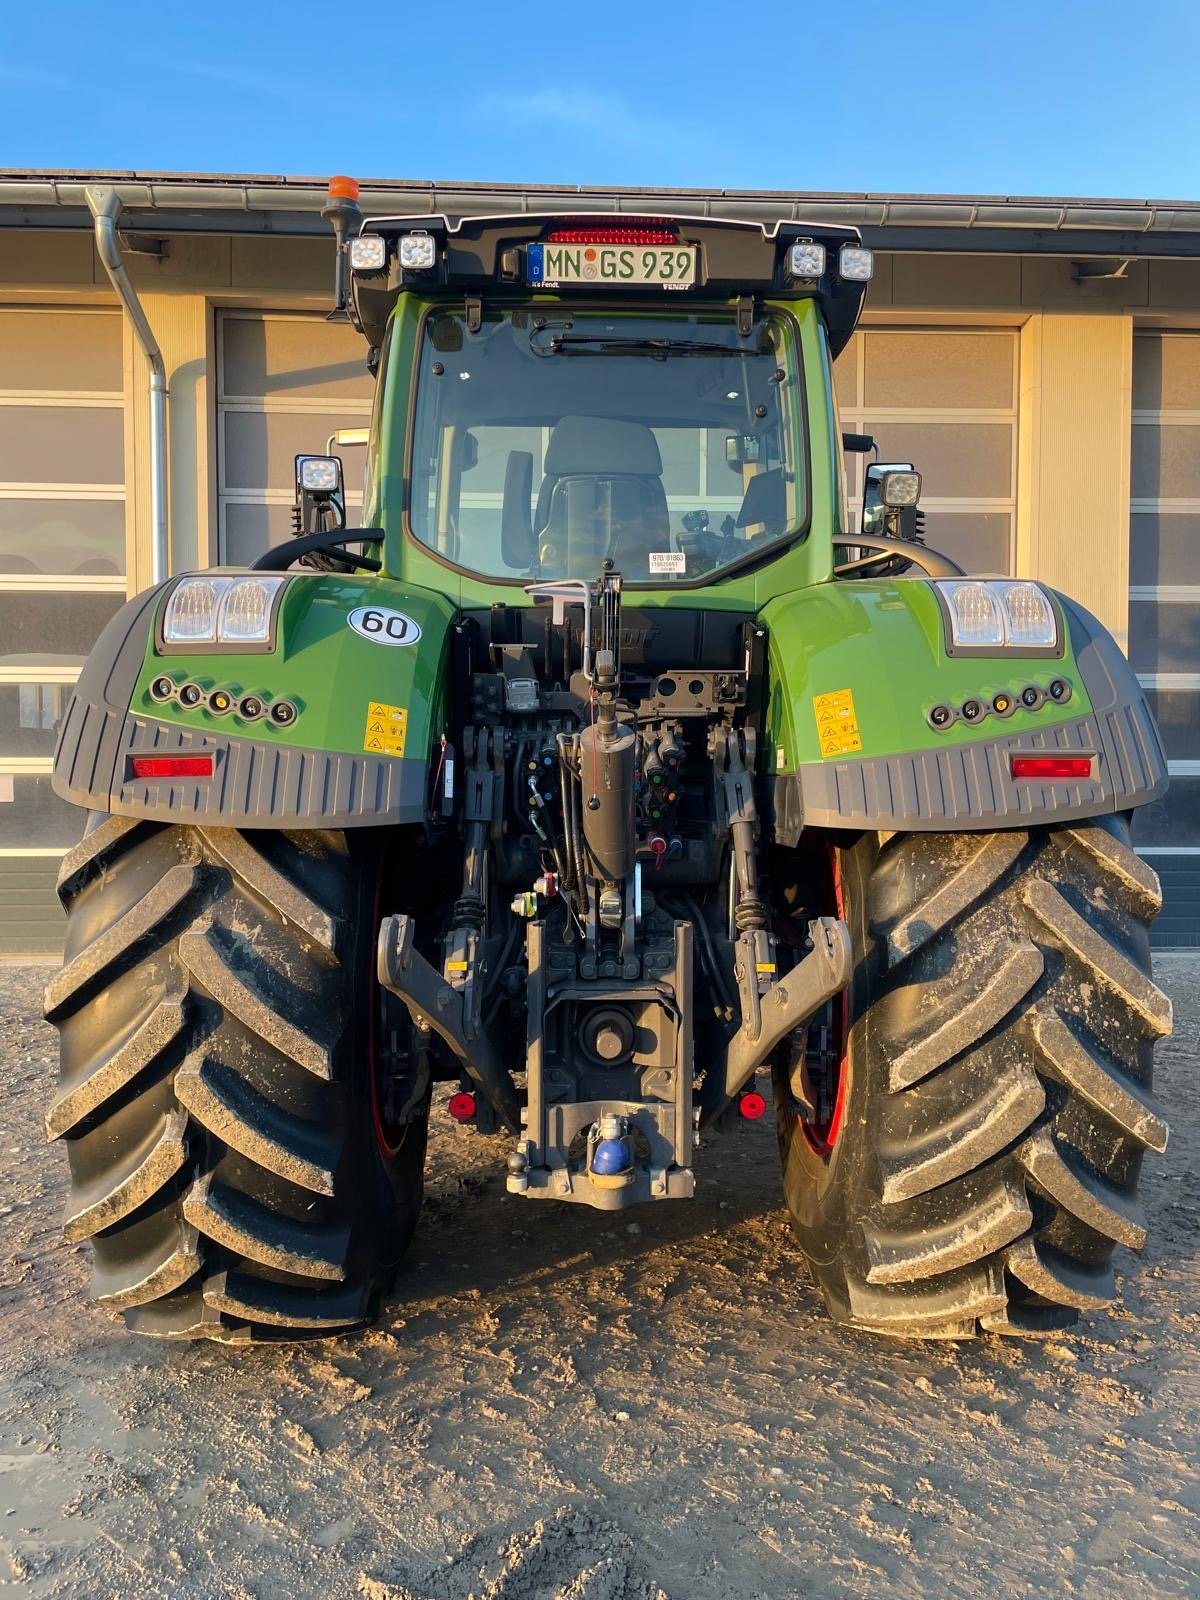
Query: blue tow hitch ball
592 1136 633 1175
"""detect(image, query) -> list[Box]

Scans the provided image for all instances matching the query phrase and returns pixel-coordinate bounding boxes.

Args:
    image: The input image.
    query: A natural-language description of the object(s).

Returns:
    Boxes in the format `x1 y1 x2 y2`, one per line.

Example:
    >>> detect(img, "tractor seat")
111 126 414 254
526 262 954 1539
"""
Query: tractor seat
535 416 670 576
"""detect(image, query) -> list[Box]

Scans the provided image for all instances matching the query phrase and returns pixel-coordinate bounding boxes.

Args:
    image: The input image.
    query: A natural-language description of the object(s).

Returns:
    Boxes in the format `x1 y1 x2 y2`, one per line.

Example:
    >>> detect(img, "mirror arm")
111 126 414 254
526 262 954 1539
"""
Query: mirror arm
832 534 965 578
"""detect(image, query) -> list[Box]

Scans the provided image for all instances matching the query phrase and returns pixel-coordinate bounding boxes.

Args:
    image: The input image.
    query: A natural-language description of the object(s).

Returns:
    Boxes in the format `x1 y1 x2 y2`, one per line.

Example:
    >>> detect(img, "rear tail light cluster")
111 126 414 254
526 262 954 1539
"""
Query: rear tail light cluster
546 217 677 245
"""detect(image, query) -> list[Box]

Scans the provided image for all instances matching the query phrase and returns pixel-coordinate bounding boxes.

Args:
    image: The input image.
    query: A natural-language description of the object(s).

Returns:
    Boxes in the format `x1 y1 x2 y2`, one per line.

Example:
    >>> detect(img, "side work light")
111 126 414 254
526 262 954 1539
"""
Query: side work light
298 456 342 494
877 468 921 508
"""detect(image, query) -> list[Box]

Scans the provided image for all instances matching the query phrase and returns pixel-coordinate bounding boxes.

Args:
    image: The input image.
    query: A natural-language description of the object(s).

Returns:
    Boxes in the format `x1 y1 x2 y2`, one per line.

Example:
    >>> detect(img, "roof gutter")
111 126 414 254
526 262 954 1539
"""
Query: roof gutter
86 186 168 586
2 174 1200 258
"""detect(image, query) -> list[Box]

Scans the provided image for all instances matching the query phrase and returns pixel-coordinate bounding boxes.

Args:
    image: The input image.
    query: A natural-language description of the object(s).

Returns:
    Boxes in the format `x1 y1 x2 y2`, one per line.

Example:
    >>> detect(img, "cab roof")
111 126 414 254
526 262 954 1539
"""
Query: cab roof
350 211 870 357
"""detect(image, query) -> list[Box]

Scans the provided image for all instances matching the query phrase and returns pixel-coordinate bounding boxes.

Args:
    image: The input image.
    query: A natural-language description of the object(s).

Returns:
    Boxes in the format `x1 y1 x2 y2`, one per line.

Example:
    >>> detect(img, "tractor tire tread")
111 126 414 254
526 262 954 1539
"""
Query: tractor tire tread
781 817 1168 1340
45 819 425 1344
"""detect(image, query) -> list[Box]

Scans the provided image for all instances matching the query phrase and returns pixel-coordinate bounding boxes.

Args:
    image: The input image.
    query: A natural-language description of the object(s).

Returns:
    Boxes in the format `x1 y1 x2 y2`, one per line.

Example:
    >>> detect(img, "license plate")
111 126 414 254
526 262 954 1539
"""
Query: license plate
527 243 697 289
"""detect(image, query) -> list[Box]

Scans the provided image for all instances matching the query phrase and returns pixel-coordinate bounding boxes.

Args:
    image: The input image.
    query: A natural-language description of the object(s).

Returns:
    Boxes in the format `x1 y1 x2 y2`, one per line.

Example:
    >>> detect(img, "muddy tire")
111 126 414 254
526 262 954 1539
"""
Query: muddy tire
43 816 428 1344
774 817 1171 1339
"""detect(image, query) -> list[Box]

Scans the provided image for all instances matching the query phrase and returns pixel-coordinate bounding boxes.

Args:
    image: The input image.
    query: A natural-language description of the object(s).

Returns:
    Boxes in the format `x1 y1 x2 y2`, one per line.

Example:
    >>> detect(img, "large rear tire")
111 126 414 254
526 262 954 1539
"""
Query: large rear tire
43 816 428 1343
774 817 1171 1339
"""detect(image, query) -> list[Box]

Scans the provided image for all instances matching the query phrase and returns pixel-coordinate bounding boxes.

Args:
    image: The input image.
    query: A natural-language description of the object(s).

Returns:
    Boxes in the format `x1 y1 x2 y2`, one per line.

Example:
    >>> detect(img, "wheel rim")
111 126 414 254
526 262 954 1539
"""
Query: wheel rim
799 846 849 1157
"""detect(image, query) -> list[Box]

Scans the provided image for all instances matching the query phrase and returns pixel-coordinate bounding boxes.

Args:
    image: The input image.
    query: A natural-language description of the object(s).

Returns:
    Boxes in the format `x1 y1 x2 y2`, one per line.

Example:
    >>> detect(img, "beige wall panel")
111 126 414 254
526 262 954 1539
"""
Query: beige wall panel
1016 312 1132 646
221 315 373 401
231 237 332 293
0 231 97 286
1020 257 1149 310
1133 331 1200 409
0 406 122 484
1147 261 1200 309
123 291 215 584
861 420 1013 499
0 307 122 391
891 253 1020 308
864 330 1014 408
832 334 858 410
117 236 232 291
860 252 894 308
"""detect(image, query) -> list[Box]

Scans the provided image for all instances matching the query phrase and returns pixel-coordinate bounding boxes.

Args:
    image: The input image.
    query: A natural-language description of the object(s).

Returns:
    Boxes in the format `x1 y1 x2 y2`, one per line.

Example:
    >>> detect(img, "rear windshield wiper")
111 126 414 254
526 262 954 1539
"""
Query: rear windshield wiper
534 333 745 360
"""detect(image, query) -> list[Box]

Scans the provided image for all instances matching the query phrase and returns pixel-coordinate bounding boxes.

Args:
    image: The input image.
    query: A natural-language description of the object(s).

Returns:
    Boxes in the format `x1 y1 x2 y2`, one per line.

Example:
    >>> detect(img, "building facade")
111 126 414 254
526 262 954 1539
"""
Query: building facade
0 174 1196 951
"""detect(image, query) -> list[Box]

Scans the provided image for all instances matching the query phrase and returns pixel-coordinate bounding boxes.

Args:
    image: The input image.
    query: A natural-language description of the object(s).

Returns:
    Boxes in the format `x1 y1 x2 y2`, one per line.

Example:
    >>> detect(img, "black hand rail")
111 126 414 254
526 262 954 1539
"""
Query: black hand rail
250 528 385 573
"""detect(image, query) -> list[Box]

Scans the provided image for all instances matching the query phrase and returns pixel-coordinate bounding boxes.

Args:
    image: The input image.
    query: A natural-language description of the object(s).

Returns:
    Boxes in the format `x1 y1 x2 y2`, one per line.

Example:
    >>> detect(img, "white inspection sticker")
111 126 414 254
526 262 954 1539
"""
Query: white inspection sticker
649 551 686 576
347 606 423 646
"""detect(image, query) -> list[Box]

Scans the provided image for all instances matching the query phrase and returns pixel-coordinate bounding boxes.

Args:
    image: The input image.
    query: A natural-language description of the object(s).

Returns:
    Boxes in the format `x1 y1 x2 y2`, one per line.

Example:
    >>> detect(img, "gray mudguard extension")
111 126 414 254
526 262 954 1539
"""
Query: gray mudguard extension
774 596 1168 838
51 587 427 829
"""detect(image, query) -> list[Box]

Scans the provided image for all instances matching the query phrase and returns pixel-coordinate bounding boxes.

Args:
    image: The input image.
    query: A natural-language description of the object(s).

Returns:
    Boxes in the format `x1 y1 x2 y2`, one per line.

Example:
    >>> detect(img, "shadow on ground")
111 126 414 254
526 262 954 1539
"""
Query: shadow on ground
0 956 1197 1600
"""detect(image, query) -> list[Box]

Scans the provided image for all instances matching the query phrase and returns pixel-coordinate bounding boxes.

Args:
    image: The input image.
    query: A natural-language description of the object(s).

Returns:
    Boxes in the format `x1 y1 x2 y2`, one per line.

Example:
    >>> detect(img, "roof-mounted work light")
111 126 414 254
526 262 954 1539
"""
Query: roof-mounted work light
838 245 875 282
788 242 826 278
349 235 387 273
398 232 437 271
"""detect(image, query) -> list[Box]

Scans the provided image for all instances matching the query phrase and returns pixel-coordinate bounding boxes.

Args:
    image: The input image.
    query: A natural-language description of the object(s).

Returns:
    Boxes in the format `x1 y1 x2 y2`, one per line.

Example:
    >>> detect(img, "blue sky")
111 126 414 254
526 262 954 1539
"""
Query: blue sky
2 0 1198 199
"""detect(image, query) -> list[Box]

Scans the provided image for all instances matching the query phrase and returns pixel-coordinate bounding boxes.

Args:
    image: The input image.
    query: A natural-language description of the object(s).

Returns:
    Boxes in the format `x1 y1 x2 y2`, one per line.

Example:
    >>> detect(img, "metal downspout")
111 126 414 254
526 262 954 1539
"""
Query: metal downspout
86 186 169 585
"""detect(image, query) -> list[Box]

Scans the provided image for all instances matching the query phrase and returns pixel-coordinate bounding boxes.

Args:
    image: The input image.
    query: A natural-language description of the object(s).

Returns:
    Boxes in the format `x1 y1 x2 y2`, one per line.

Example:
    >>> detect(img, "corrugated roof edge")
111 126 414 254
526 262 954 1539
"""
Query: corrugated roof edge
1 172 1198 254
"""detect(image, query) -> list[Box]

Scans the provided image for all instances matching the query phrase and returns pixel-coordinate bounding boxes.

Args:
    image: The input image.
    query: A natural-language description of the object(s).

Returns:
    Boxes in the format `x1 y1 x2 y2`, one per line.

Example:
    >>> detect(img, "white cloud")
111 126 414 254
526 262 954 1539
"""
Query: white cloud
477 88 664 147
175 62 293 101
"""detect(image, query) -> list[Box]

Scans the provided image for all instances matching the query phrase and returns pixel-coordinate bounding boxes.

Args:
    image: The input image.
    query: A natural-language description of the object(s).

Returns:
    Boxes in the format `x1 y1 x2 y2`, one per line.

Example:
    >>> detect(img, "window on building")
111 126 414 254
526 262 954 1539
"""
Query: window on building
834 327 1019 574
0 307 126 951
1129 331 1200 945
217 311 374 564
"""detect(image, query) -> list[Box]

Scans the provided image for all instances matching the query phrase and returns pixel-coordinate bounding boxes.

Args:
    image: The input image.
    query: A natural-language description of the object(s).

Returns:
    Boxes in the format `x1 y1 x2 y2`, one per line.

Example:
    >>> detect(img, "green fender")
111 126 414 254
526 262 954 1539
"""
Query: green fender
760 577 1167 837
52 570 456 829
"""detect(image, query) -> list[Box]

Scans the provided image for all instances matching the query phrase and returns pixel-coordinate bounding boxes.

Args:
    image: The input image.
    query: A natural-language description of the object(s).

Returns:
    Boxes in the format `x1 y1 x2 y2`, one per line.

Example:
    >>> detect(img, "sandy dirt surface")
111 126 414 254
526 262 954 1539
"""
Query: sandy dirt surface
0 954 1197 1600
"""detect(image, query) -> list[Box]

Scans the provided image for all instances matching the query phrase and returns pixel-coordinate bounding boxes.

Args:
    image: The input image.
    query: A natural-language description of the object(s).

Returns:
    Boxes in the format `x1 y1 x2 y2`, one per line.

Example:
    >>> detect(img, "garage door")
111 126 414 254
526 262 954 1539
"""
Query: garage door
834 328 1019 575
1129 331 1200 946
217 311 374 564
0 307 127 954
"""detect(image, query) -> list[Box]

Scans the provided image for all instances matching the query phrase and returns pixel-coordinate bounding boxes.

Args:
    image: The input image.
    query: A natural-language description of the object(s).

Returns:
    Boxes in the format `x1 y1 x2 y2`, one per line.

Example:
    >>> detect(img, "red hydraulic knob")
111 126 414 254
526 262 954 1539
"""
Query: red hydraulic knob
739 1090 767 1120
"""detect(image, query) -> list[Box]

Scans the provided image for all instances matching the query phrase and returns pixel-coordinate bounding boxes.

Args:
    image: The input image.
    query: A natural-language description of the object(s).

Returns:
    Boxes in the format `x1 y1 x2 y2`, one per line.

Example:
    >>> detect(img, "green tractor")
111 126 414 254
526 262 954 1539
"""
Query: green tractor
43 186 1172 1344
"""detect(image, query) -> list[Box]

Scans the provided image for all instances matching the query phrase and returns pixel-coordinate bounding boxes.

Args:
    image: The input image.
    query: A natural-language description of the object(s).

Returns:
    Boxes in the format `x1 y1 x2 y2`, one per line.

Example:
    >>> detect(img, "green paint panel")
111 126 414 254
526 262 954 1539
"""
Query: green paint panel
130 574 457 759
761 578 1092 769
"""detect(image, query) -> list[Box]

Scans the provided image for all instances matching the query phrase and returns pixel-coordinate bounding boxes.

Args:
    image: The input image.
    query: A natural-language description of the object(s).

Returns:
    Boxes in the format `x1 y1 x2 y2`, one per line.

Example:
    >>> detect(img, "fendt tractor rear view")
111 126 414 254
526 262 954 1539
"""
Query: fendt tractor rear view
43 178 1173 1345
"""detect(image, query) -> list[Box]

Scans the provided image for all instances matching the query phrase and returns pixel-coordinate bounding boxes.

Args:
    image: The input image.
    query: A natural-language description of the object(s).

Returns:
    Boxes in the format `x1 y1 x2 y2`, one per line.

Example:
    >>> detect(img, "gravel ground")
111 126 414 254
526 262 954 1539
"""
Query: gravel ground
0 954 1196 1600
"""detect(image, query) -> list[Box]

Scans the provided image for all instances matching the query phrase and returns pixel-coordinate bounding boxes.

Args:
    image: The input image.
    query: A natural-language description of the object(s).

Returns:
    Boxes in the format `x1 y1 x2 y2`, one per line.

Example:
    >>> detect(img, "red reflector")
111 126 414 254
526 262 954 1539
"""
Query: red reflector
131 755 214 779
739 1090 768 1120
448 1091 477 1122
1010 756 1093 780
546 227 677 245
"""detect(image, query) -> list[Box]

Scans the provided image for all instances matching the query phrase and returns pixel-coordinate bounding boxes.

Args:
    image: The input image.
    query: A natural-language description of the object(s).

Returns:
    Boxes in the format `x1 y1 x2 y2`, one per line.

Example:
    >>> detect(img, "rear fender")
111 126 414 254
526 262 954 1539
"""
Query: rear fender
761 577 1167 841
52 572 455 828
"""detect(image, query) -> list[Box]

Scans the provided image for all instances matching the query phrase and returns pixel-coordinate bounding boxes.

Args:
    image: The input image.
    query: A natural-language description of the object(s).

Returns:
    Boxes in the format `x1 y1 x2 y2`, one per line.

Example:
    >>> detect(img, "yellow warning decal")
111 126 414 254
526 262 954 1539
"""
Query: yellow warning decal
813 688 863 758
363 701 408 758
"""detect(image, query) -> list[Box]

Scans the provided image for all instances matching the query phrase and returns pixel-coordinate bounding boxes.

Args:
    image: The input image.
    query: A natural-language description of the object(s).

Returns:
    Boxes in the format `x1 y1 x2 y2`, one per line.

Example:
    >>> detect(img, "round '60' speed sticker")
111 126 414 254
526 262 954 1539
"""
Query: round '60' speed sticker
347 606 423 646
